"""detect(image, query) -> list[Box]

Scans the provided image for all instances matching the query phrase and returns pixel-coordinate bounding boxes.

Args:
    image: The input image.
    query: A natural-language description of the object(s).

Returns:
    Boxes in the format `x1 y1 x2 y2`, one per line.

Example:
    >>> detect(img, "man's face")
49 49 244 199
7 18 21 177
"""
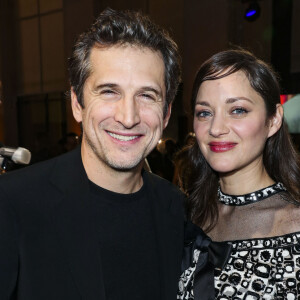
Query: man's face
72 45 171 172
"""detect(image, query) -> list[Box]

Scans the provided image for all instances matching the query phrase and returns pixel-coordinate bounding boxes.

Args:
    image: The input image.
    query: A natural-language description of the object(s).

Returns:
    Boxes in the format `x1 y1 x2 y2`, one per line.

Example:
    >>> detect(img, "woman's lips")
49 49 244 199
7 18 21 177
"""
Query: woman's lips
208 142 237 153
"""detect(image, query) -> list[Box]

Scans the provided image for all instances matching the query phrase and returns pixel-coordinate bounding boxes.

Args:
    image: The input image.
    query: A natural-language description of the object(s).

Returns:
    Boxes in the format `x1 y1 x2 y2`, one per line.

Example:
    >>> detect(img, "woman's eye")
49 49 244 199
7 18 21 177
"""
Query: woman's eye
195 110 212 119
232 107 248 115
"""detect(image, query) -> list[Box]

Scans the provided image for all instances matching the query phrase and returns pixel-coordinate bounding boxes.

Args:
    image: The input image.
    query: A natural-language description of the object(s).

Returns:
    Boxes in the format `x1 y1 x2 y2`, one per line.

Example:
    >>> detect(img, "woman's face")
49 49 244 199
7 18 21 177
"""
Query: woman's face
193 70 277 175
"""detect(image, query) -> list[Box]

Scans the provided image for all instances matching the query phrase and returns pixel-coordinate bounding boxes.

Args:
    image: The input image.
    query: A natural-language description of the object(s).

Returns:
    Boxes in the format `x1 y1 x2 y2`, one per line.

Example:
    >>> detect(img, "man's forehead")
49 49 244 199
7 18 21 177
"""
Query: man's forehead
89 43 165 71
87 44 166 91
92 42 162 56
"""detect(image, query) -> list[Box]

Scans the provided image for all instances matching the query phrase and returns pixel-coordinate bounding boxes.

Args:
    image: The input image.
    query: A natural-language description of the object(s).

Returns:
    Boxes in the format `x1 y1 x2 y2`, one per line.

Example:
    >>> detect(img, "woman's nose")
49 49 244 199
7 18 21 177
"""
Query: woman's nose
209 114 229 137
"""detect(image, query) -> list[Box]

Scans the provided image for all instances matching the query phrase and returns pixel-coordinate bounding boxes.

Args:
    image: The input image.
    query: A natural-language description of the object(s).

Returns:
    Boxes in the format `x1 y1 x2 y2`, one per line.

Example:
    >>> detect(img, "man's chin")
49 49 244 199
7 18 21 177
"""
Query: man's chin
108 160 143 173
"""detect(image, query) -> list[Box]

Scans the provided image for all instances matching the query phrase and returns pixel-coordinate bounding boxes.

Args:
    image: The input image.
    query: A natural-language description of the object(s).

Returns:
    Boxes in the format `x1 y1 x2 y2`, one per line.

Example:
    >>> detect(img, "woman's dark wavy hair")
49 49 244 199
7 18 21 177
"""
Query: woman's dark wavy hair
68 8 181 117
186 49 300 232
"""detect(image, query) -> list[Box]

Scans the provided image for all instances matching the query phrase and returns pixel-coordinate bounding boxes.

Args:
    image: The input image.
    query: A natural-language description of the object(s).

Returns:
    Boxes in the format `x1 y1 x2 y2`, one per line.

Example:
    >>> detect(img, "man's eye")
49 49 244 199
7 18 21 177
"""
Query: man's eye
102 90 116 95
141 93 155 100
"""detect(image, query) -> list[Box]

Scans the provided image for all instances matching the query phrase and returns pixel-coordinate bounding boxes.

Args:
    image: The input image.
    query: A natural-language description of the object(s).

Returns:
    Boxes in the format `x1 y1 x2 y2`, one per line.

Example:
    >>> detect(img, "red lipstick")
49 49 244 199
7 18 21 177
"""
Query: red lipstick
208 142 237 153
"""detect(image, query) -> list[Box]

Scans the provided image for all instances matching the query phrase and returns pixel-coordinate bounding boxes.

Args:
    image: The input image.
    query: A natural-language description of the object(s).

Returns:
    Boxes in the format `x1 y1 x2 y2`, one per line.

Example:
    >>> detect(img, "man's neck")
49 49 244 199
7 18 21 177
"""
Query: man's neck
81 146 144 194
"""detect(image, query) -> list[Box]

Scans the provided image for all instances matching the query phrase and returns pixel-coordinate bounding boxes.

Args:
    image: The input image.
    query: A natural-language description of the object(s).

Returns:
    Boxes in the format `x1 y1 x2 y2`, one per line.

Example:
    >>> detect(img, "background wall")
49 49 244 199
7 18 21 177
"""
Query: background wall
0 0 299 157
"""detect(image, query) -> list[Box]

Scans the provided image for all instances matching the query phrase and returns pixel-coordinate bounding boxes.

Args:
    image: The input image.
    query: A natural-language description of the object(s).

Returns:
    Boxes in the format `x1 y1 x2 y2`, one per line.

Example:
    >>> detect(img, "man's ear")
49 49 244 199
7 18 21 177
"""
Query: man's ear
268 104 283 138
163 103 172 129
71 88 83 123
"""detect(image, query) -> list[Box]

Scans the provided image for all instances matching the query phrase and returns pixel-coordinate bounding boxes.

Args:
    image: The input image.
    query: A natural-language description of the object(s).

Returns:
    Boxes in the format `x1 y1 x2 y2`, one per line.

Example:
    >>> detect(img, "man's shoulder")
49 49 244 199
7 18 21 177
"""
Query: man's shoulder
145 171 185 221
0 148 80 191
145 171 184 197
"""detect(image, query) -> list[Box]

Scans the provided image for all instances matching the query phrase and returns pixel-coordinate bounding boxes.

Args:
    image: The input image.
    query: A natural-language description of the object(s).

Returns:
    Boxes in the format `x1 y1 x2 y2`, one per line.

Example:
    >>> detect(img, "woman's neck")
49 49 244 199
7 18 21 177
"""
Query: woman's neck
219 162 275 195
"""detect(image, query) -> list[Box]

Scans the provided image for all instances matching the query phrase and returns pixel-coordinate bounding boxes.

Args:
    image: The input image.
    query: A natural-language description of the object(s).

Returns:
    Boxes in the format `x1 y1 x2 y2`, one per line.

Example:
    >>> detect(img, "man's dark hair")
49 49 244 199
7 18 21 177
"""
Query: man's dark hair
68 8 181 116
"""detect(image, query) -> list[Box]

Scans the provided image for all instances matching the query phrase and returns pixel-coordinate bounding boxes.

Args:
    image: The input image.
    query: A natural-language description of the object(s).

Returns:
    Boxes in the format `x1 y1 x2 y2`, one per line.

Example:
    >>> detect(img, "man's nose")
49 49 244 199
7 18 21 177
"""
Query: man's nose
114 97 141 128
209 114 229 137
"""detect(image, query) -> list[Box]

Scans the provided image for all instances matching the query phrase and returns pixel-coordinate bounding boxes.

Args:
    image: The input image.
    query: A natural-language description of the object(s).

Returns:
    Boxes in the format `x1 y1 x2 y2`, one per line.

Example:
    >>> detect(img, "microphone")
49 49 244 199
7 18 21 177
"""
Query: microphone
0 147 31 164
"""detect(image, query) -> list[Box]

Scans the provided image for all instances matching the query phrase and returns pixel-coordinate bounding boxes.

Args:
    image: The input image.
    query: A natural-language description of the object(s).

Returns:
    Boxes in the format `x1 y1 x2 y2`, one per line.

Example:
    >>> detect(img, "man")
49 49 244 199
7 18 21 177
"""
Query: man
0 8 184 300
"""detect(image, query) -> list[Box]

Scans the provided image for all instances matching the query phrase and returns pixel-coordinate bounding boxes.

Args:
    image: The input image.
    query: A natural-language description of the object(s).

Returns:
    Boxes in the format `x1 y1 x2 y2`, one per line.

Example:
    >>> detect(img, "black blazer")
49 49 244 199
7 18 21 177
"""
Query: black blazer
0 147 184 300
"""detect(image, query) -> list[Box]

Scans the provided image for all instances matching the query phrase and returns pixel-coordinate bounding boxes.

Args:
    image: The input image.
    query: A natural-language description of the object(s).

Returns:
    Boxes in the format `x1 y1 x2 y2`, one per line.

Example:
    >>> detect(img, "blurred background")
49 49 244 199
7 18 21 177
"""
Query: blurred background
0 0 299 166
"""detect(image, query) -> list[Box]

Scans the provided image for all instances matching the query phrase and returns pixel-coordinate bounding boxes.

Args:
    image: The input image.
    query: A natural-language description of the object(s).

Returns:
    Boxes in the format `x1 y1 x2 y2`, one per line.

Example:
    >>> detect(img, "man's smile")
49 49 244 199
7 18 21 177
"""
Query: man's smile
107 131 141 142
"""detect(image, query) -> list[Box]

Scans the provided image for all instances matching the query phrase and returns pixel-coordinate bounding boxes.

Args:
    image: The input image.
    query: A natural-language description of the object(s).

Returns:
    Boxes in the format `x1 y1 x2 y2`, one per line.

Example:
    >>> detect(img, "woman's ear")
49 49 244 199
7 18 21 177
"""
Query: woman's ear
268 104 283 138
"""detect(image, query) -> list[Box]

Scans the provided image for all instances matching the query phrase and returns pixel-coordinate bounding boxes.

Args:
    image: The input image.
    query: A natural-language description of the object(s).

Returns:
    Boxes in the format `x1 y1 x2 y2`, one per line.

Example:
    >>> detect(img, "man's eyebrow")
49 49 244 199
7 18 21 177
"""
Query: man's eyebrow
93 83 119 92
92 84 163 97
139 86 163 97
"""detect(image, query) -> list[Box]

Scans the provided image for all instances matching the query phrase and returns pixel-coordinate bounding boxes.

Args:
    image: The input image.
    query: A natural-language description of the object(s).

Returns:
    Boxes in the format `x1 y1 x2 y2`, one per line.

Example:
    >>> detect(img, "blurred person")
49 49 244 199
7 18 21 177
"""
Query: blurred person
283 94 300 134
284 94 300 151
61 132 79 152
147 138 178 181
173 133 195 193
31 132 51 163
172 145 193 194
184 132 196 146
163 138 177 181
172 133 196 192
147 145 165 177
56 132 80 155
0 8 184 300
178 49 300 299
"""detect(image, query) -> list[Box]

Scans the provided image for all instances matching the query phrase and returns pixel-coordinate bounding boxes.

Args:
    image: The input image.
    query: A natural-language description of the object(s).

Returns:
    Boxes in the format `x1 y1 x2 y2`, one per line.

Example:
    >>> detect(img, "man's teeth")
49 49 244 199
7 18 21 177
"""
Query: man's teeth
108 132 138 141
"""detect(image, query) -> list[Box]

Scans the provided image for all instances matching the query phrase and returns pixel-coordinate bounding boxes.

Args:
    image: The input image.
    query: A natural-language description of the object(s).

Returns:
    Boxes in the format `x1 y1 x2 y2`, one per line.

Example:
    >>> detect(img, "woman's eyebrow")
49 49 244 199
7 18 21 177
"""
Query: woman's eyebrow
225 97 253 104
195 101 211 107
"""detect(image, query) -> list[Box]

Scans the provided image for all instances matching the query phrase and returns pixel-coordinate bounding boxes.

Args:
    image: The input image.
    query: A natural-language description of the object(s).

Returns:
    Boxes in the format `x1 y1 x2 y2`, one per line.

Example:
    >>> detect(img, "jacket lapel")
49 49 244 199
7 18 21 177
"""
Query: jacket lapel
146 172 184 300
50 148 106 300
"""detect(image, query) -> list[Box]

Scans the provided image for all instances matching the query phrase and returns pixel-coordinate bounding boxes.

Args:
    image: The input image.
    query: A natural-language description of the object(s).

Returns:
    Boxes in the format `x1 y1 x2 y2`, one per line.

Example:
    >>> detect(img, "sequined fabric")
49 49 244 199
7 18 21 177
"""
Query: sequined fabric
215 232 300 299
218 182 286 206
178 184 300 299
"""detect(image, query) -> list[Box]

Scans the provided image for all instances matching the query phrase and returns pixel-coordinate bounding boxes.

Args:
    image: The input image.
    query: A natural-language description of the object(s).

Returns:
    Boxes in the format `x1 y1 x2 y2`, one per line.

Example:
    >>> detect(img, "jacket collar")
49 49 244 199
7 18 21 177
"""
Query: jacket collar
145 171 184 299
50 147 106 299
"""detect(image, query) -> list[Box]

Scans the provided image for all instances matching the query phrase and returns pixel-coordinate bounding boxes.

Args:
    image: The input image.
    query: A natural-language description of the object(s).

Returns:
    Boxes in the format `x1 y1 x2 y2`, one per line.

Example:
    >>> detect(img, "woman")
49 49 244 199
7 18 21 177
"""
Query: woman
178 49 300 299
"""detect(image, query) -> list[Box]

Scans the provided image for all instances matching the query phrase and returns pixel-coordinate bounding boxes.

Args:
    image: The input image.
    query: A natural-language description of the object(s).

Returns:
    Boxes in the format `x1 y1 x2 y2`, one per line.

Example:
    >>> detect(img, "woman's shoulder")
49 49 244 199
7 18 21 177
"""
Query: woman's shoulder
280 198 300 232
266 191 300 230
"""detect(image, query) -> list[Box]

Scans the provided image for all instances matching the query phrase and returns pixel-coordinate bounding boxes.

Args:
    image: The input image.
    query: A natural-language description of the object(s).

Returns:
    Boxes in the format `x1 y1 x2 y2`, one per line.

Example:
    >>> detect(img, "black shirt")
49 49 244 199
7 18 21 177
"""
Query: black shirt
89 175 160 300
